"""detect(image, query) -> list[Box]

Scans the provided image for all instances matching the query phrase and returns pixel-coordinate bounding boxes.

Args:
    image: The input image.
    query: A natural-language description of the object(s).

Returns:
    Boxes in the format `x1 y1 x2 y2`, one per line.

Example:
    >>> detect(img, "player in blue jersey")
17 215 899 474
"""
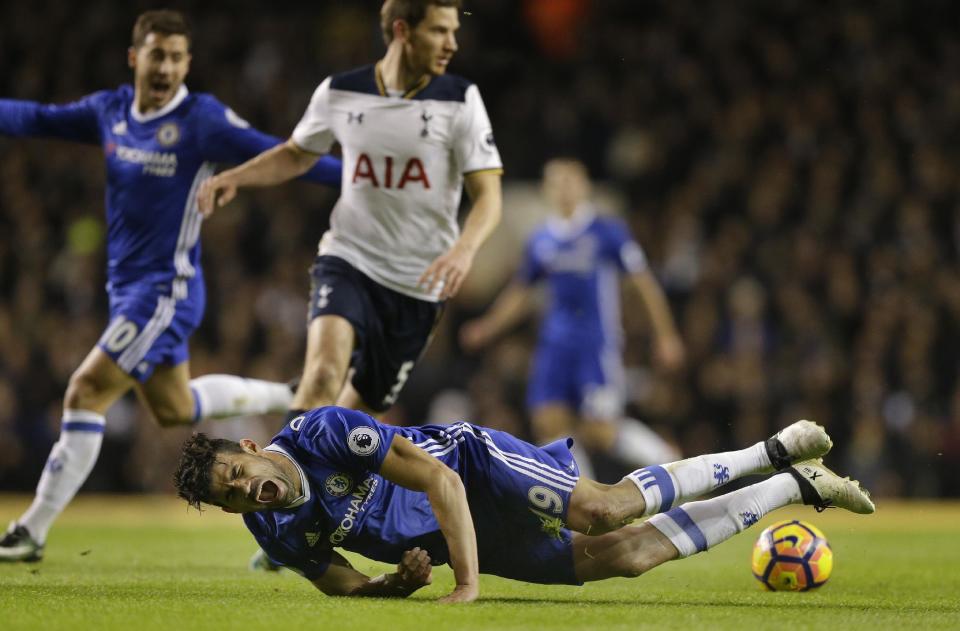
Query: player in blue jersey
0 10 341 563
174 408 874 602
461 158 685 479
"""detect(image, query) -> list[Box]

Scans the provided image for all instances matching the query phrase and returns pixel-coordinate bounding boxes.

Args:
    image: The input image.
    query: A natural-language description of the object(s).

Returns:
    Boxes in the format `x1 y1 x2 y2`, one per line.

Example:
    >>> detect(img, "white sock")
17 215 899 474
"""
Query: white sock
611 417 681 467
626 442 771 516
189 375 293 421
20 410 105 544
569 440 596 481
647 473 801 558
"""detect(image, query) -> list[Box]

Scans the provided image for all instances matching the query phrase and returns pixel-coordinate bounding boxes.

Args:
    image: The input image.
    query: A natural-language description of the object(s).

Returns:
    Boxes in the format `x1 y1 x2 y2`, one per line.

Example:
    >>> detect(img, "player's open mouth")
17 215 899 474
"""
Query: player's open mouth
148 79 172 99
255 479 282 504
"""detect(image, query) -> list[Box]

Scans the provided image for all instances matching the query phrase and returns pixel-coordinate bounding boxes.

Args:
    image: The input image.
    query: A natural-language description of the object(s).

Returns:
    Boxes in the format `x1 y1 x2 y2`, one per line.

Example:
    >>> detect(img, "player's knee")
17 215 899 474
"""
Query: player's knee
65 370 105 409
151 402 194 427
580 500 629 534
300 362 346 404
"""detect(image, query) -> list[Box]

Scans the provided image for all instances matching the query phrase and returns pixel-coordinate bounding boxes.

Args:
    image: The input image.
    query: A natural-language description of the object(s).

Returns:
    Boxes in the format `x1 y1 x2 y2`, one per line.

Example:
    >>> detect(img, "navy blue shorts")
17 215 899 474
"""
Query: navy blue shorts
308 256 443 412
97 277 205 382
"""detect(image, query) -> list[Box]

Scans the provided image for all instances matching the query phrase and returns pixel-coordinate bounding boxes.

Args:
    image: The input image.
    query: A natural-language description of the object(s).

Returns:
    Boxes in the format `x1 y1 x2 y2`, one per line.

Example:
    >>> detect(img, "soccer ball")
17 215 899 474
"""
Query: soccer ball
751 519 833 591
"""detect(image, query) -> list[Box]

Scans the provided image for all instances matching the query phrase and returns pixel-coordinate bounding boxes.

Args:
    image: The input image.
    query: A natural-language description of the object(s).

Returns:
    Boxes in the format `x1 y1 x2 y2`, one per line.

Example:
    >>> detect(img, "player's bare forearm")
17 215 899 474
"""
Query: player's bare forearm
461 282 533 350
221 139 318 189
425 467 479 595
457 170 503 255
312 548 432 598
197 140 320 217
631 271 685 369
380 436 480 602
419 171 502 298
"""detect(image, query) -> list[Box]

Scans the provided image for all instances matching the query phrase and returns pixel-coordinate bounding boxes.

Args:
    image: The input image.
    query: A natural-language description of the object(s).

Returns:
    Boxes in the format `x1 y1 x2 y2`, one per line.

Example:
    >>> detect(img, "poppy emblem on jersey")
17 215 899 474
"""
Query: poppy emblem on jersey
324 472 353 497
347 427 380 457
156 122 180 147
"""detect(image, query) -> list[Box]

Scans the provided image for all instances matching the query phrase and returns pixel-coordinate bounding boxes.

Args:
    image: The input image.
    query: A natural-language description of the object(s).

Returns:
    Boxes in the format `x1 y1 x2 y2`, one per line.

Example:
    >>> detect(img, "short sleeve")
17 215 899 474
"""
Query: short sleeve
297 407 401 476
244 513 334 580
453 84 502 175
605 219 648 274
291 78 336 155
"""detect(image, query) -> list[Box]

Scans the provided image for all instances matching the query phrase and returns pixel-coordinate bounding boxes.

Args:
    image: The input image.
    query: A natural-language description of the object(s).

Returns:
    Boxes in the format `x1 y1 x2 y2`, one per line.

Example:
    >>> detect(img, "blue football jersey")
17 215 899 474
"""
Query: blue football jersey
517 207 648 348
243 406 582 583
0 85 341 293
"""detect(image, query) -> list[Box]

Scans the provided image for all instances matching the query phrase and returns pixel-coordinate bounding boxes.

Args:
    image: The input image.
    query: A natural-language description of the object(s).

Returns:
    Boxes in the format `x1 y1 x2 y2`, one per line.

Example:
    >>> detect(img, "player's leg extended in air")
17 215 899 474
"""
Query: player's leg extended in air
1 330 293 562
561 420 874 583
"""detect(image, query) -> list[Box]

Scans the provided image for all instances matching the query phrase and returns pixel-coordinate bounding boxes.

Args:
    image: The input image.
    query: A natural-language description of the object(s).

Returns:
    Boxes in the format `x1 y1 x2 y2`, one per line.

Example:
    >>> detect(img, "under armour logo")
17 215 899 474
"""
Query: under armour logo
317 284 333 309
112 120 128 135
809 471 822 481
348 112 364 124
420 110 432 137
46 457 64 474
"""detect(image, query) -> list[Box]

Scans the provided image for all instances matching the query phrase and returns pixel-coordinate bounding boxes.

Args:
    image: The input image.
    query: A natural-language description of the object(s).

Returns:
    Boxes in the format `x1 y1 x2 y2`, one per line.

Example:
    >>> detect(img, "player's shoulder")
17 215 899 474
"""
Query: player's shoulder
85 84 131 110
183 91 253 128
411 73 475 103
282 406 372 440
329 64 379 96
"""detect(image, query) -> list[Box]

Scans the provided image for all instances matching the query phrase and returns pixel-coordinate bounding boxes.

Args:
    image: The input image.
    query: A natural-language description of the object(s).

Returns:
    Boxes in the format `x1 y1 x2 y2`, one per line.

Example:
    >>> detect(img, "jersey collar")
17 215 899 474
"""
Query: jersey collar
374 61 432 99
546 202 597 240
130 84 189 123
264 444 311 508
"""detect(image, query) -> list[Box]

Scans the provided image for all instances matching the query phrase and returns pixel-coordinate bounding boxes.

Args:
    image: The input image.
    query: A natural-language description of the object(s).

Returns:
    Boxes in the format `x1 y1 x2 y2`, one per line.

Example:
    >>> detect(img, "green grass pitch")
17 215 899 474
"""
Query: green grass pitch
1 496 958 630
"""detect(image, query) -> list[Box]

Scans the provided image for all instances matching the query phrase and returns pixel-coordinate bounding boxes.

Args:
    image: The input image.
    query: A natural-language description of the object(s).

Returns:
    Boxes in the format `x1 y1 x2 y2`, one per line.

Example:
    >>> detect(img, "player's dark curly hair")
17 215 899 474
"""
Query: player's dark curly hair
174 433 243 510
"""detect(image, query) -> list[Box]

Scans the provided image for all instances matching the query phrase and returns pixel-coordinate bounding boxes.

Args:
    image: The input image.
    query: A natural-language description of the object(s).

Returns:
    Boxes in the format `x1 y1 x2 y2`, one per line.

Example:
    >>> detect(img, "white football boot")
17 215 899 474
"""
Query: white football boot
764 420 833 472
785 459 876 514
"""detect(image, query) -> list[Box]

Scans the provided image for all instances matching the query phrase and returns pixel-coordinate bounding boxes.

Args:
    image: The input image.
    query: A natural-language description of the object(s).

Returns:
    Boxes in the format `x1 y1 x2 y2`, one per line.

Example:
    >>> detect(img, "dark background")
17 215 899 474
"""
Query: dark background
1 0 959 496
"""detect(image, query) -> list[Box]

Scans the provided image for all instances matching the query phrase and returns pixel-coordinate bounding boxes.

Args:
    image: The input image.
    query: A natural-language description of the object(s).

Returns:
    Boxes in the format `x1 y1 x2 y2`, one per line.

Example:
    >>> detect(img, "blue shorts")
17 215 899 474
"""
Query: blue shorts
527 342 625 420
96 277 205 382
307 256 443 412
452 424 582 585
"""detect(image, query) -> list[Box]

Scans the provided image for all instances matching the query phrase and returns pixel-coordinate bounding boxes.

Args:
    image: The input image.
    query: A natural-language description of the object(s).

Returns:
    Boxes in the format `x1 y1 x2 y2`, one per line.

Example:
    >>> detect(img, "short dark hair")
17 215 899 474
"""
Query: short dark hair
132 10 191 49
380 0 462 45
174 433 242 510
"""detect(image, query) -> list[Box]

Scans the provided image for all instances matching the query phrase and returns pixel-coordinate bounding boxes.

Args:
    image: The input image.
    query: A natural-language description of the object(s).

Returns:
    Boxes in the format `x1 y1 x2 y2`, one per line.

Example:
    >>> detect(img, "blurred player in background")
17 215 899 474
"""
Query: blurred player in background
174 409 873 602
461 158 685 479
198 0 501 423
0 10 341 562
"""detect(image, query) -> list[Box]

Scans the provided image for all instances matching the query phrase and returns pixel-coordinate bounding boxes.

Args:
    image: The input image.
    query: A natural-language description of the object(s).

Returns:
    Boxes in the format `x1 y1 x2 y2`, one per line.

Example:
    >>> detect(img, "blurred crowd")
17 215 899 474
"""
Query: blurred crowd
1 0 958 497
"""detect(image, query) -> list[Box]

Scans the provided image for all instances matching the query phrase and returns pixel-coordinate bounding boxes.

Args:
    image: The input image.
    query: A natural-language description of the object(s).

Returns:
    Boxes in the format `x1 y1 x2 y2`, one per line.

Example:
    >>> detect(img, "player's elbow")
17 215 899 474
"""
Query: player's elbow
425 461 463 498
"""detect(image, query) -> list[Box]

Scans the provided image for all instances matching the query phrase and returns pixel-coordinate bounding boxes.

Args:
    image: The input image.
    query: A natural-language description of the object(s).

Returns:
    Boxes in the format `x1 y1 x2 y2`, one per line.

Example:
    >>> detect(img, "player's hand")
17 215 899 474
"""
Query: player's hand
458 320 490 352
419 244 475 300
655 334 685 372
396 547 433 589
438 582 479 604
197 174 238 218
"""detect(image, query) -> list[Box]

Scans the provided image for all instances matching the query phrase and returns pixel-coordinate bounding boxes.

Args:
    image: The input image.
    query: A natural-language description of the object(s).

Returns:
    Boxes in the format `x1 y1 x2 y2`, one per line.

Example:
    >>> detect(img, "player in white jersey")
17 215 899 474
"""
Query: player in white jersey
198 0 502 424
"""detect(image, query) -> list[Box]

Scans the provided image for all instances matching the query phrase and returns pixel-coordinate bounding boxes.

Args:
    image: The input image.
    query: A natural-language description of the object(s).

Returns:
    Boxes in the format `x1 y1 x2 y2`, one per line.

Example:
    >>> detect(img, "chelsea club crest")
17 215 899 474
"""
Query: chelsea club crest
325 473 353 497
156 122 180 146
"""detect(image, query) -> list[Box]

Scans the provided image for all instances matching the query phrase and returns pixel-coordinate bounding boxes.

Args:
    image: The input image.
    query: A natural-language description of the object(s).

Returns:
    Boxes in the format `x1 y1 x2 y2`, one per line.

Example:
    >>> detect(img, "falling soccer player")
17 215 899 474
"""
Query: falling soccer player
175 409 874 603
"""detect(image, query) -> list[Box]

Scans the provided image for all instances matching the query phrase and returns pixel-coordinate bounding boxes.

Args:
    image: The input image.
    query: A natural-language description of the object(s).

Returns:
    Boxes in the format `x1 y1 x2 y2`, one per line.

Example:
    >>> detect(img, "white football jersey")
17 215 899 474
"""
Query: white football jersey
292 63 503 302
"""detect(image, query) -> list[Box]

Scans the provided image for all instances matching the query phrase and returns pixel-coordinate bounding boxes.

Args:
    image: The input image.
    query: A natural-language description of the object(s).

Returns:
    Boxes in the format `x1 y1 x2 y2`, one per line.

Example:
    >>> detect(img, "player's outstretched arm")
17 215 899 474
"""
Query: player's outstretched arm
419 170 503 300
312 548 432 598
380 435 480 603
629 270 685 371
0 95 103 144
196 139 319 217
459 281 534 352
